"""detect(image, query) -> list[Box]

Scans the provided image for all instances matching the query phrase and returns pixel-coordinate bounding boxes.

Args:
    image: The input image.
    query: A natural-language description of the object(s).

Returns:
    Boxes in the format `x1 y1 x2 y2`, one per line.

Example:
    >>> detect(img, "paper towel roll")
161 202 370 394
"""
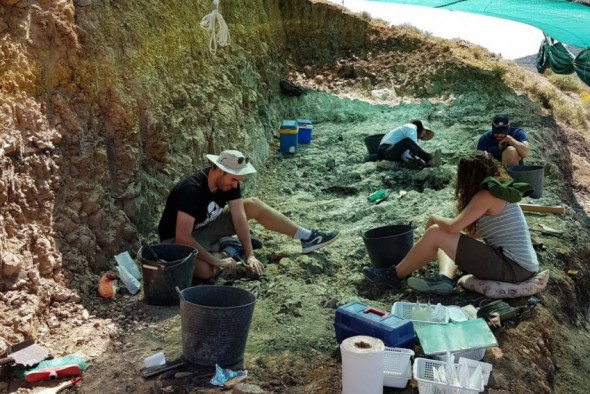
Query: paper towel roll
341 335 384 394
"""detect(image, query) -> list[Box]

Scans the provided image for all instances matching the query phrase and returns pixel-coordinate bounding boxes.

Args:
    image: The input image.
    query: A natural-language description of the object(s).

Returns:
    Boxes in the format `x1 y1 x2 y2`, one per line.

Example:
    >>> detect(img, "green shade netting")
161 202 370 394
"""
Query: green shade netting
573 49 590 86
369 0 590 49
536 35 590 85
369 0 590 85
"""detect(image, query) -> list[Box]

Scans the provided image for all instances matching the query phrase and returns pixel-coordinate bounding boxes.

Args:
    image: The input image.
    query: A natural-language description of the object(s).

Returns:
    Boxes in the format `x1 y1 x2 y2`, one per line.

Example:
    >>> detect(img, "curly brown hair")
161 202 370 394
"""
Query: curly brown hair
455 152 511 234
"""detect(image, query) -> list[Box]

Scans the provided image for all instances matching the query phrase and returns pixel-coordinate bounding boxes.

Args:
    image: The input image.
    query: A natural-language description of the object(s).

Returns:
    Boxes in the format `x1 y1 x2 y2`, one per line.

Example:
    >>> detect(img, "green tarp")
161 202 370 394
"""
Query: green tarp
536 36 590 85
370 0 590 85
370 0 590 49
574 49 590 85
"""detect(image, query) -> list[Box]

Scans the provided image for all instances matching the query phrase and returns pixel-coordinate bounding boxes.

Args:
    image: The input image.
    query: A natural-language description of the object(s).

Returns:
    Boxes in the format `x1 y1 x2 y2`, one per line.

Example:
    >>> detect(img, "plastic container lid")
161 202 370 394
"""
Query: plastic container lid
448 306 468 322
280 120 298 129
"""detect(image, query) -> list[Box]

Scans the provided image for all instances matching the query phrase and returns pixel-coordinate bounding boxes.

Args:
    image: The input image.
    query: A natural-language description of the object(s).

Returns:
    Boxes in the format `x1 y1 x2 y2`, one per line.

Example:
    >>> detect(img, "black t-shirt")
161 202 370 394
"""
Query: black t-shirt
157 167 241 241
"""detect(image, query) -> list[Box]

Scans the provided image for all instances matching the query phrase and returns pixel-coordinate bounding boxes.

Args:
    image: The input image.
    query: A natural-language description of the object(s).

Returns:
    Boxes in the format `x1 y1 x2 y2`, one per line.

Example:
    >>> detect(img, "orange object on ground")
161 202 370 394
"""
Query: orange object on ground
98 272 118 299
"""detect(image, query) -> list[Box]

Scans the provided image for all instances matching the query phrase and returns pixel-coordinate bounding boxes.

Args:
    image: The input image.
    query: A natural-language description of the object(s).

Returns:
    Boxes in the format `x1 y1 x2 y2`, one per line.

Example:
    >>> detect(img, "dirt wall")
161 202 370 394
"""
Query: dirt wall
0 0 385 346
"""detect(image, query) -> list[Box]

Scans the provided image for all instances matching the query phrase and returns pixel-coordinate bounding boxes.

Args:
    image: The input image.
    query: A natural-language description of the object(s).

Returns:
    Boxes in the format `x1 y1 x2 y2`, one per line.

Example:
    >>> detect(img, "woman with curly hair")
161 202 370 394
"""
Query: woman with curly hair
363 152 539 295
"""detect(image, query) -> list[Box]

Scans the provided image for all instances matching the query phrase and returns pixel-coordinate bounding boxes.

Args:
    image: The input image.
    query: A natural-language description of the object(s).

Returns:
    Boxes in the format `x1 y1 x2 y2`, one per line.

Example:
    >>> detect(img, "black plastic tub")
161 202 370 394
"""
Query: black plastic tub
361 224 414 268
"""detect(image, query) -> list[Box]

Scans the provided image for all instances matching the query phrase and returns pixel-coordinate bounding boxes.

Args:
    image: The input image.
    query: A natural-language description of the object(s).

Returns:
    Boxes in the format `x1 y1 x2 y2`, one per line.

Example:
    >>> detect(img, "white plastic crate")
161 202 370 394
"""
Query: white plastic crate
391 302 449 324
431 347 486 362
383 347 414 388
413 358 483 394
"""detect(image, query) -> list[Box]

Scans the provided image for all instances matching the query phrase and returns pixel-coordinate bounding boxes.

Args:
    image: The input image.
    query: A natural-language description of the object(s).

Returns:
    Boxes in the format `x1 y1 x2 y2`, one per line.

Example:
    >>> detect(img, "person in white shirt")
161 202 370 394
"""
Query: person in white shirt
377 120 441 167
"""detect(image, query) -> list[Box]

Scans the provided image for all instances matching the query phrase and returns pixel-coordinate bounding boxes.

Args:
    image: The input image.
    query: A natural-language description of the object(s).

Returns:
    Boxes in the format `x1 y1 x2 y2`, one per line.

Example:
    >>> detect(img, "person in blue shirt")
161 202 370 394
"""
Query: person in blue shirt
477 114 529 167
376 120 441 167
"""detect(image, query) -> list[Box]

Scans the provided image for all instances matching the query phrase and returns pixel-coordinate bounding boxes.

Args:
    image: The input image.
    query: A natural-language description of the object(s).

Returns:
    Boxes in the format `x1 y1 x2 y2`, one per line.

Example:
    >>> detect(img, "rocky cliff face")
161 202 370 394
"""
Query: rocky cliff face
0 0 388 349
1 2 256 293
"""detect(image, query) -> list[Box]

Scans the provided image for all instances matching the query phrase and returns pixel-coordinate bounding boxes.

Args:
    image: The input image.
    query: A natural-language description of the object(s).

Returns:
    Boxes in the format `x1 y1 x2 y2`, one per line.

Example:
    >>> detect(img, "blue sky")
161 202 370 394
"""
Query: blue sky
328 0 544 59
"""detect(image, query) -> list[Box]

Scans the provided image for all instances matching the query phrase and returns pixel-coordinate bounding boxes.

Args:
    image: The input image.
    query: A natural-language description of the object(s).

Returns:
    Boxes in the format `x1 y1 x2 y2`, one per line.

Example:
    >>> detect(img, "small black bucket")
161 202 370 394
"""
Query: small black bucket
361 224 414 268
139 244 197 306
177 285 256 367
364 134 385 155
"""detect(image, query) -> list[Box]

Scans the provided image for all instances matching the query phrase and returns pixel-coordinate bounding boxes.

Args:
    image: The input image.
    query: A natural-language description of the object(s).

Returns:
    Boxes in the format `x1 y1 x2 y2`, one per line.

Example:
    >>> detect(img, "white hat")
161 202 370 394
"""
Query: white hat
206 150 257 176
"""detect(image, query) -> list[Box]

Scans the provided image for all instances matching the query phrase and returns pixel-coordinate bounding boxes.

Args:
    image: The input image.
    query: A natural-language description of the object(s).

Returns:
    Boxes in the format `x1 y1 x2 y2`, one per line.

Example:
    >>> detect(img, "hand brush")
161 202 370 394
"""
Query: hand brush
15 354 87 382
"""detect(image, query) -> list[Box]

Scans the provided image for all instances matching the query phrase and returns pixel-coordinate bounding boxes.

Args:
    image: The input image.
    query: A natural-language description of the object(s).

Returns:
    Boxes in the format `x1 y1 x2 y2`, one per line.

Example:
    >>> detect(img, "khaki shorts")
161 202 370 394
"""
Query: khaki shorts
455 234 535 283
163 207 236 252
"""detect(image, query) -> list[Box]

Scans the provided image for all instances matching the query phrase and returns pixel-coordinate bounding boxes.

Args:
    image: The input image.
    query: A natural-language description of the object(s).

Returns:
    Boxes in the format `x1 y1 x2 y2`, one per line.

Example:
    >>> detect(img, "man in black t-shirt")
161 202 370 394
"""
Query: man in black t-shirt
158 150 339 280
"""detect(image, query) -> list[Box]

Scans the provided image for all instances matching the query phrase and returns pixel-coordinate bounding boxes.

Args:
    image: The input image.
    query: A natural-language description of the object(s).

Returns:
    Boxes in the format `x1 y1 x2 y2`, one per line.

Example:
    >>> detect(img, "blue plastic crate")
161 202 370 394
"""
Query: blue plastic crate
296 119 313 144
334 301 415 348
279 120 299 153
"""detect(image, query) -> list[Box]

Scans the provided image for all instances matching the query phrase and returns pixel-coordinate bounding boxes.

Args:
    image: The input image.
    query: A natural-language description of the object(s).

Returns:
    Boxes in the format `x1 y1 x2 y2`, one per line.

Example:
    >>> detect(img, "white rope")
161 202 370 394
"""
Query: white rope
200 0 230 55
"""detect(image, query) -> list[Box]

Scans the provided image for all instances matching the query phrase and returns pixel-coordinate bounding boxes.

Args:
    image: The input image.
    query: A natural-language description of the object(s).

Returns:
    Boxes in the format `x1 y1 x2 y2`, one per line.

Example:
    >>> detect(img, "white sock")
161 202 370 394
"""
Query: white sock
294 227 312 240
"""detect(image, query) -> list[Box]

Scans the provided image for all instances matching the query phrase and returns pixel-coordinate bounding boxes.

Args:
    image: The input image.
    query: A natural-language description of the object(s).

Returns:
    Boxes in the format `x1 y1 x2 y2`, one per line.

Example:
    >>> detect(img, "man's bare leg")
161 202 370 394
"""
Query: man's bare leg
243 197 298 236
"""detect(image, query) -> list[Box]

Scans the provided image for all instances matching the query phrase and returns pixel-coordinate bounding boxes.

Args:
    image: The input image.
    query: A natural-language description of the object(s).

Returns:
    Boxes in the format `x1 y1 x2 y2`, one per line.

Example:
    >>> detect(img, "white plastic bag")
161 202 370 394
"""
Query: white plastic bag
445 352 459 386
433 303 447 322
117 265 141 295
468 364 483 391
115 251 142 280
458 358 470 387
144 351 165 368
115 251 142 294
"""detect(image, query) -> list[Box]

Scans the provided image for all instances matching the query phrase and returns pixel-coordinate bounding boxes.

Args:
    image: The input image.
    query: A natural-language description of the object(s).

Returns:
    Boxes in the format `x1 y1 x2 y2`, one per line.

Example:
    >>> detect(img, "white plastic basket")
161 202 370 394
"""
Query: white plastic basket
391 302 449 324
413 358 482 394
383 347 414 388
431 347 486 362
384 362 412 388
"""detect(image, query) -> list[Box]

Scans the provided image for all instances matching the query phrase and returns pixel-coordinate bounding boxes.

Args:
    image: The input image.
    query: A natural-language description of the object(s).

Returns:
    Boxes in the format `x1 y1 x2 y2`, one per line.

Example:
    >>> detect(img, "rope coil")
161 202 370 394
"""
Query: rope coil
200 0 230 55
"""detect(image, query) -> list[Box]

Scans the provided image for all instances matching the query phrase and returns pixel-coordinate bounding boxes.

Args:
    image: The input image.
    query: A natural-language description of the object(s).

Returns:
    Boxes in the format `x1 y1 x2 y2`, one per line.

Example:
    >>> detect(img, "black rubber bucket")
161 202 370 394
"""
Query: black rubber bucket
139 244 197 306
177 285 256 367
508 165 544 199
361 224 414 268
364 134 385 155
